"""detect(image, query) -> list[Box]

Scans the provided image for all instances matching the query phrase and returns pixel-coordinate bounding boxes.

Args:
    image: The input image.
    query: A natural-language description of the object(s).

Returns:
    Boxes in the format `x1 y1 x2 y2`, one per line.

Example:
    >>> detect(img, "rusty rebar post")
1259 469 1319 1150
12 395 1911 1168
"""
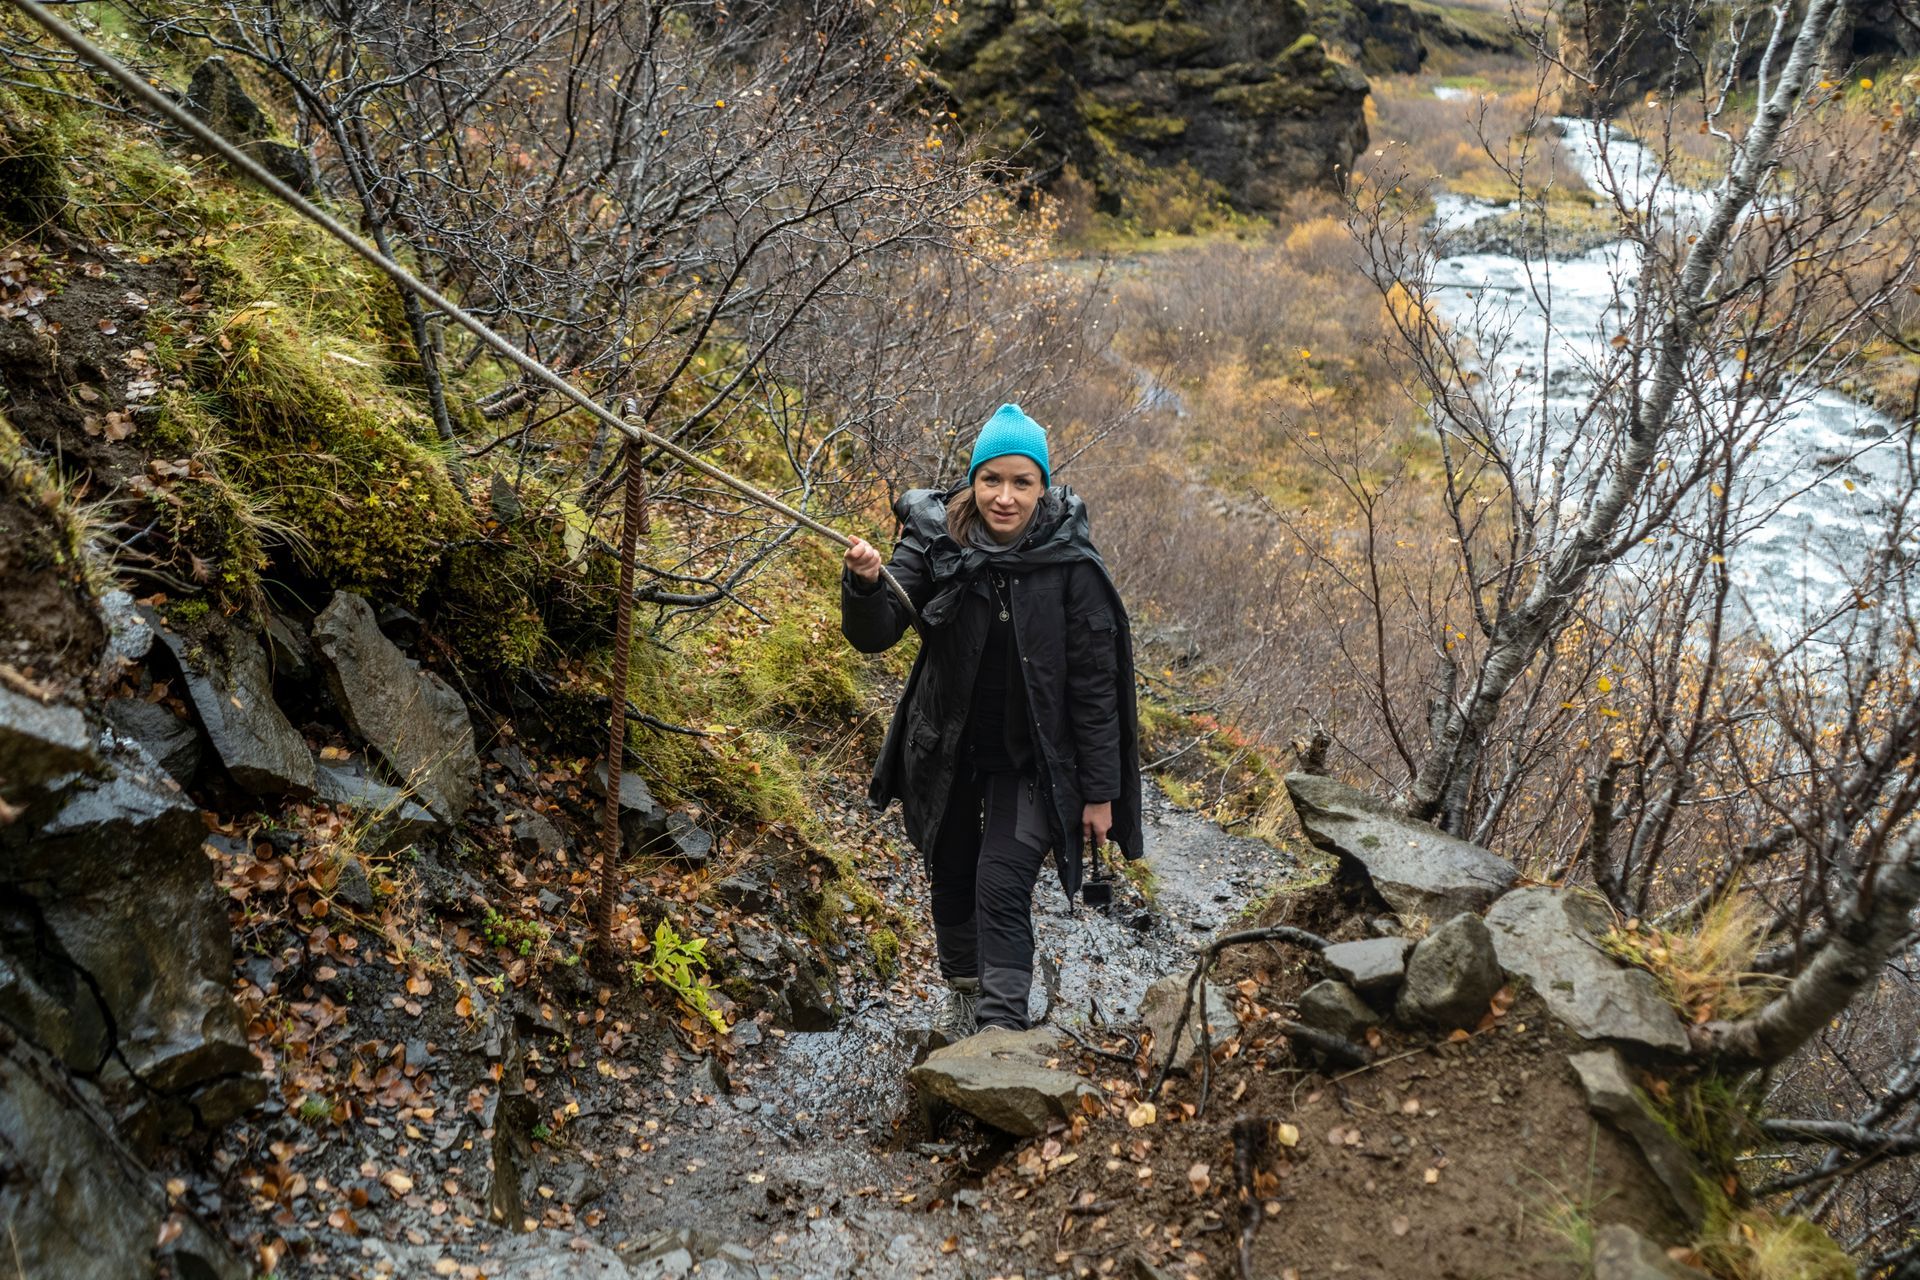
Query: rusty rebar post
593 441 650 962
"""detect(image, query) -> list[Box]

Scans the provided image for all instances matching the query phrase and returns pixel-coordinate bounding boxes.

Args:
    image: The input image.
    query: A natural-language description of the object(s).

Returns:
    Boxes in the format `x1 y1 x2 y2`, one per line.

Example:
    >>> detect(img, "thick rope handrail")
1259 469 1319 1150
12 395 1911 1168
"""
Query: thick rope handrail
2 0 923 628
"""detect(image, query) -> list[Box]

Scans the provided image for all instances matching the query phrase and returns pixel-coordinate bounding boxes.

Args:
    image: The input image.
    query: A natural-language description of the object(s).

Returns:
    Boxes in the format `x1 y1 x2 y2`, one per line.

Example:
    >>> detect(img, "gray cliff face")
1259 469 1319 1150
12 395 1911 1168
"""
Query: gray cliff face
927 0 1370 213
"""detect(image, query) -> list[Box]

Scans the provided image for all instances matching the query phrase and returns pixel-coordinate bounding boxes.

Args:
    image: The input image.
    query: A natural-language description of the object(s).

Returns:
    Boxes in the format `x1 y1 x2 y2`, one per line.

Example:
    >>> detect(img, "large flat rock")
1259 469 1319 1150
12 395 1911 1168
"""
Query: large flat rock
908 1027 1096 1136
1285 773 1517 923
314 591 477 824
1138 974 1240 1073
153 620 314 797
1485 889 1689 1055
0 683 93 794
1322 936 1411 995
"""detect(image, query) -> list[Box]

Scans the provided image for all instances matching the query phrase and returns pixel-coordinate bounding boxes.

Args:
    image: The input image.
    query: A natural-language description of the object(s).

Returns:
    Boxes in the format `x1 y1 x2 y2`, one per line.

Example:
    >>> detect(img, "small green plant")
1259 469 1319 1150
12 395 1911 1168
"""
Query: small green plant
530 1122 553 1143
631 919 727 1034
167 597 211 627
870 925 900 978
1117 854 1158 904
295 1095 332 1125
1525 1128 1614 1275
480 907 548 956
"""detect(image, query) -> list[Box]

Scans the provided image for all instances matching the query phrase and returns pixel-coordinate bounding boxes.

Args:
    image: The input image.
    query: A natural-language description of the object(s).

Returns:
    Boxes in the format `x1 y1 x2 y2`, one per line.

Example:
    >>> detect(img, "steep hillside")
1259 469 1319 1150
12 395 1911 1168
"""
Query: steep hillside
927 0 1370 215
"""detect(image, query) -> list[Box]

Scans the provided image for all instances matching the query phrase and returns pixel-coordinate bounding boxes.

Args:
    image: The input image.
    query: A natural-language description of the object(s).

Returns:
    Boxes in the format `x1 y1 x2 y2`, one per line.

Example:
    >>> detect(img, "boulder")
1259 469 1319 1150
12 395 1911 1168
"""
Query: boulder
908 1026 1098 1136
713 865 775 914
0 682 93 795
4 741 264 1134
589 762 671 857
1396 913 1503 1029
1285 773 1517 923
315 761 439 852
1568 1050 1708 1228
1592 1223 1712 1279
1321 936 1411 995
313 591 478 824
1485 889 1689 1055
1138 973 1240 1072
666 811 713 868
103 696 202 786
0 1028 247 1280
184 57 315 194
510 811 566 858
98 588 155 668
153 621 315 797
1297 979 1377 1043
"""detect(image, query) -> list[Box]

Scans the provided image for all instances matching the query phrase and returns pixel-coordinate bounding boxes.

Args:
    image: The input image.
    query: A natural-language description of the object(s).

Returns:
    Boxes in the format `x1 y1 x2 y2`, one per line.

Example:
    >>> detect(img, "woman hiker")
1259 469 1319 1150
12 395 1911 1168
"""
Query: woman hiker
840 403 1143 1040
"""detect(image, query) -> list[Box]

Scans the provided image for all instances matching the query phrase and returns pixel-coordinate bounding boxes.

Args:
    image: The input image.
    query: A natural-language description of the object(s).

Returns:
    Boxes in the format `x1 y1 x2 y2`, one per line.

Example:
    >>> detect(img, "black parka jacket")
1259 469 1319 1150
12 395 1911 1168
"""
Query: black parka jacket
841 486 1143 899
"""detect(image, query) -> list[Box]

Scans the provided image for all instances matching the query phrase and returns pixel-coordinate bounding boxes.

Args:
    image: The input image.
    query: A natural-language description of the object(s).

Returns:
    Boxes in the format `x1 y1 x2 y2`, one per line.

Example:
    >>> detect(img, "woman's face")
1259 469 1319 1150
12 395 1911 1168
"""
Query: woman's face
973 455 1045 542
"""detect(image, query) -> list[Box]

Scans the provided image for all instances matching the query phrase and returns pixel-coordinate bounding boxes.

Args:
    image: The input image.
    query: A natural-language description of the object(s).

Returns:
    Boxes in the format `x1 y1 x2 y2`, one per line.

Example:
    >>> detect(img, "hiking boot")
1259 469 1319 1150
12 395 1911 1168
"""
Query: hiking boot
932 977 981 1045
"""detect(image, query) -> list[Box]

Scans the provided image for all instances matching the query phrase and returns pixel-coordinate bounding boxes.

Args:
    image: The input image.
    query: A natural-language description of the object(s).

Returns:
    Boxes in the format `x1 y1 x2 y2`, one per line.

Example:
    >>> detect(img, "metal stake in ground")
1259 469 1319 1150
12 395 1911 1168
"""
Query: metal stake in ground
593 438 651 963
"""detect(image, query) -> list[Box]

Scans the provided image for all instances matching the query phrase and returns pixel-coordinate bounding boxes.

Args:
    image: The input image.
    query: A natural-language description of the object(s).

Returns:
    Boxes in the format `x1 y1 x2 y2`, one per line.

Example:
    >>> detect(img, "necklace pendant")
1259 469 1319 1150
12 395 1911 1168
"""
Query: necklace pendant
998 608 1010 622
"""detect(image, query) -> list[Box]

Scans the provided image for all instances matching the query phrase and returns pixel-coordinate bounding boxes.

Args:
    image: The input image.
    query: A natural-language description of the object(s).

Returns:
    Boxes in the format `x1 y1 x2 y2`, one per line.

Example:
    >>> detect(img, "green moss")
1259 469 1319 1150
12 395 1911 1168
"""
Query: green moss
436 540 549 672
167 598 211 627
869 926 900 977
1093 19 1214 63
186 312 471 604
0 83 73 233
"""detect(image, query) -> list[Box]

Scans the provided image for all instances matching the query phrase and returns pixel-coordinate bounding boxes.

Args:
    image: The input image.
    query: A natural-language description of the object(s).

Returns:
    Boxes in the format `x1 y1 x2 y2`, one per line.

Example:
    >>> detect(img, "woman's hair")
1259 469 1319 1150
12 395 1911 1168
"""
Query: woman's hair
945 485 982 543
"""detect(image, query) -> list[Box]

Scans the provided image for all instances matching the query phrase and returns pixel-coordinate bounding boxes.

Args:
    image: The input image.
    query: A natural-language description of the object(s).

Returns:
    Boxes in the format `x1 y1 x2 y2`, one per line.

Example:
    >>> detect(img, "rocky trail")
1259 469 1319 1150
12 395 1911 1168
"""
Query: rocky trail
2 560 1726 1280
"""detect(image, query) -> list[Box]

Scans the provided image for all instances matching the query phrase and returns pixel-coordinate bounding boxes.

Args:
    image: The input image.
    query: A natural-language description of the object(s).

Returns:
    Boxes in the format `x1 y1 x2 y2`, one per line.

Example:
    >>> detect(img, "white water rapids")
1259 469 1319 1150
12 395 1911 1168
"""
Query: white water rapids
1420 92 1908 637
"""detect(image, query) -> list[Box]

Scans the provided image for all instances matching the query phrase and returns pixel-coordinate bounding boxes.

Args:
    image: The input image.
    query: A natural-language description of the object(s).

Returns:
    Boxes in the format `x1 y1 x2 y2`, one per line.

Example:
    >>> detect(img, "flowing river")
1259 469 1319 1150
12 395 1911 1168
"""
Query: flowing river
1421 93 1907 637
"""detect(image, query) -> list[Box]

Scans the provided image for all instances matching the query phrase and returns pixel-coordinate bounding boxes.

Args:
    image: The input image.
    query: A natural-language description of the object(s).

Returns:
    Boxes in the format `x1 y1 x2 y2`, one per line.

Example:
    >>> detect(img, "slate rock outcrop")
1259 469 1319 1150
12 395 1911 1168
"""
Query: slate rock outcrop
927 0 1368 214
0 1028 247 1280
1485 888 1689 1055
1285 772 1517 922
314 590 478 825
8 738 267 1137
153 619 316 797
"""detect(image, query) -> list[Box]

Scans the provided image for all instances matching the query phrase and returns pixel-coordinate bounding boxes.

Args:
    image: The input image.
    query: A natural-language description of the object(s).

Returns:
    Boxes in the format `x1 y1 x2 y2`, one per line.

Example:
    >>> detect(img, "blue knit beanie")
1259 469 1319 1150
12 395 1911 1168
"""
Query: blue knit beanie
968 403 1050 485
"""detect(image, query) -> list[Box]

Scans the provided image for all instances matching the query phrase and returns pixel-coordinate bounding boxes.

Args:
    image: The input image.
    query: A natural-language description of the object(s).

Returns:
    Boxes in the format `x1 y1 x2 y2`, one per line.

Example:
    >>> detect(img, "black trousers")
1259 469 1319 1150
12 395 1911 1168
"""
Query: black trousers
928 768 1050 1031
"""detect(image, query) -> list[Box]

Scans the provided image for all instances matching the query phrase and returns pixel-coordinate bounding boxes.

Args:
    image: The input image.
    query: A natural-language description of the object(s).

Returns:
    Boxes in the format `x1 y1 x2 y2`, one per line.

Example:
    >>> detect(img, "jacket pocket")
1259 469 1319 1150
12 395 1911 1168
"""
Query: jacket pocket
907 703 941 754
1083 607 1117 672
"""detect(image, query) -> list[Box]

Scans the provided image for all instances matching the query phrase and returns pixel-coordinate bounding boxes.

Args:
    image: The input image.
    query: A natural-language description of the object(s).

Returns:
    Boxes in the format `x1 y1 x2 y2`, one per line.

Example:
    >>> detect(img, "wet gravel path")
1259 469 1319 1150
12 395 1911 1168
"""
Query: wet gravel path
598 782 1296 1279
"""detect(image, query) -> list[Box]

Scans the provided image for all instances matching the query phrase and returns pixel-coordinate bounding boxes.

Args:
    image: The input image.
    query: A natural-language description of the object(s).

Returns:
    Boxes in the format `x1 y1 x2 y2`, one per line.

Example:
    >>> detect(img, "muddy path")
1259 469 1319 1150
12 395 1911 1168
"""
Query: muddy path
595 781 1297 1278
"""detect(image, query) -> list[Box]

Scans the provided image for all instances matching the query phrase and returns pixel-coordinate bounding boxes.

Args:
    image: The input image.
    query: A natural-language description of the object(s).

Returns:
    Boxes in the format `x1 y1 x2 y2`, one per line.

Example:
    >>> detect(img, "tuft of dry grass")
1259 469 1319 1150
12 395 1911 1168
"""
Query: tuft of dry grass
1601 890 1782 1023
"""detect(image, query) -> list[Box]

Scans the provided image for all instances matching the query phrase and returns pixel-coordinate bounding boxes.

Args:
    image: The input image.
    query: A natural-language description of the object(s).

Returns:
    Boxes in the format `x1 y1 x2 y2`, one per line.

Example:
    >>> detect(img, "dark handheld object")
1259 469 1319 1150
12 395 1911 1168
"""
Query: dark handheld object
1082 836 1114 914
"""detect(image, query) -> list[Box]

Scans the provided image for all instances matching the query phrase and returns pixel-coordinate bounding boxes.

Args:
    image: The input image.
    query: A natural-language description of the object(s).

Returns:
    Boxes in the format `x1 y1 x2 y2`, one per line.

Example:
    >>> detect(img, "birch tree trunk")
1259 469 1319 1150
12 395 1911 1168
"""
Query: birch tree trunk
1406 0 1842 824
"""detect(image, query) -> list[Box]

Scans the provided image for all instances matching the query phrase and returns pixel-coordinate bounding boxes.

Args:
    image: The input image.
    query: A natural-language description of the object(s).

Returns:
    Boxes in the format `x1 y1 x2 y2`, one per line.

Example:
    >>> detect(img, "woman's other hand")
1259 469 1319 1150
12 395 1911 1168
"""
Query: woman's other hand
1082 800 1113 850
844 537 882 585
